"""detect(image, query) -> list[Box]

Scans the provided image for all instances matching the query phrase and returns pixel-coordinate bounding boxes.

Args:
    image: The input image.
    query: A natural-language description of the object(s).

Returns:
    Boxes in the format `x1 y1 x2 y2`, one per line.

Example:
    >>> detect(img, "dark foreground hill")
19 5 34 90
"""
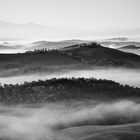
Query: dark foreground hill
0 42 140 76
0 78 140 104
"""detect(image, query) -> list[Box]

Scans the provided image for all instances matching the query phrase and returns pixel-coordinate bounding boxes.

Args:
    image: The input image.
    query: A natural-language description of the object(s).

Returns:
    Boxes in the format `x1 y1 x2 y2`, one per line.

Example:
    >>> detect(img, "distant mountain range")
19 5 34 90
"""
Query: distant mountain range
28 40 90 50
100 41 140 48
0 39 90 52
0 20 140 40
0 20 80 40
119 45 140 50
106 37 128 41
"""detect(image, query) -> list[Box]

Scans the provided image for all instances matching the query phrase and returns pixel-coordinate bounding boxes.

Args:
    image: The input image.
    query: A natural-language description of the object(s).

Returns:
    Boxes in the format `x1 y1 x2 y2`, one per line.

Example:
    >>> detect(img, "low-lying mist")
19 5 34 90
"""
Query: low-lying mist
0 68 140 87
0 100 140 140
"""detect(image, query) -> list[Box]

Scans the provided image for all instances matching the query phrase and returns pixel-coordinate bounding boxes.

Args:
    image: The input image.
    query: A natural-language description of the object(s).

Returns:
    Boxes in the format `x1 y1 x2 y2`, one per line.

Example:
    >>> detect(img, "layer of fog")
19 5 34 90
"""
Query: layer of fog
0 100 140 140
0 68 140 87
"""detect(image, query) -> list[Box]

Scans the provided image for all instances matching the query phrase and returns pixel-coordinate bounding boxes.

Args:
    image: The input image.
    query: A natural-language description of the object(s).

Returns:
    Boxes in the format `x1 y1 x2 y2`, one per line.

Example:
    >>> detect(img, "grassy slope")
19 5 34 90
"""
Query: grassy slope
0 51 81 75
62 45 140 60
61 44 140 67
0 43 140 76
0 52 78 65
61 123 140 140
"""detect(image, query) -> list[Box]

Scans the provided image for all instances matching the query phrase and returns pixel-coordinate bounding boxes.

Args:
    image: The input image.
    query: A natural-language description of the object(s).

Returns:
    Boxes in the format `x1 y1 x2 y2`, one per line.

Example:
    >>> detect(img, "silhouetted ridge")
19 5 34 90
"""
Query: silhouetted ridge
119 45 140 49
0 78 140 104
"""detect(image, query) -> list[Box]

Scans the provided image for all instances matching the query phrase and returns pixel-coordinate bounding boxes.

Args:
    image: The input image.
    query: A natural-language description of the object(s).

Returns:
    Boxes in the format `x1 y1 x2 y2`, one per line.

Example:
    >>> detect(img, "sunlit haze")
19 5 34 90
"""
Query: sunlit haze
0 0 140 40
0 0 140 30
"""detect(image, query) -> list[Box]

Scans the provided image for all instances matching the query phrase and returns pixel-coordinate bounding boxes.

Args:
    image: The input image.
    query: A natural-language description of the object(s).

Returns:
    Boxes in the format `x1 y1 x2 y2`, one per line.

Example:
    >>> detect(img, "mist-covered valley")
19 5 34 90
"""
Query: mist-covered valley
0 40 140 140
1 0 140 139
0 100 140 140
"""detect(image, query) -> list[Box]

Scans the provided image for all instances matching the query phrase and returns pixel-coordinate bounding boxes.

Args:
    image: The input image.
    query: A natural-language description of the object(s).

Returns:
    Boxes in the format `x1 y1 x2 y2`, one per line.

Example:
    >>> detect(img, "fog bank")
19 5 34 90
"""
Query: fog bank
0 100 140 140
0 68 140 87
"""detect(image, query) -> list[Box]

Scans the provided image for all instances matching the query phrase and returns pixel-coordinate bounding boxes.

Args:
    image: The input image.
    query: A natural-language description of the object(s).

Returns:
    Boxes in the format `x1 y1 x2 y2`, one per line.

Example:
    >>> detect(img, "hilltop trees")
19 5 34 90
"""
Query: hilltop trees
80 42 102 48
25 48 59 54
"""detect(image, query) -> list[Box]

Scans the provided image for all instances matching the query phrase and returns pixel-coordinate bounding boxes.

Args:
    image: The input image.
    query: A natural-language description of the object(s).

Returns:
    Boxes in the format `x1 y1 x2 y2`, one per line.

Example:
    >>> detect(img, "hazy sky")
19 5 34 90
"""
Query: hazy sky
0 0 140 30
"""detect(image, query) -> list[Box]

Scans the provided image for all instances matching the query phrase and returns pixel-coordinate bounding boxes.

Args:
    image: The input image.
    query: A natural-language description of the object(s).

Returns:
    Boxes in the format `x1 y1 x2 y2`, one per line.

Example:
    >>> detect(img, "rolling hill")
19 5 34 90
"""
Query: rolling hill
0 50 81 77
61 43 140 67
119 45 140 49
0 78 140 104
0 42 140 76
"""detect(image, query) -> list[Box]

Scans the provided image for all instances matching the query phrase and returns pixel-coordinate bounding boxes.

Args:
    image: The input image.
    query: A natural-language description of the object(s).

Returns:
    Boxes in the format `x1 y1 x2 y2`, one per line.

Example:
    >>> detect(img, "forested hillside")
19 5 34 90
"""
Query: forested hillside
0 78 139 104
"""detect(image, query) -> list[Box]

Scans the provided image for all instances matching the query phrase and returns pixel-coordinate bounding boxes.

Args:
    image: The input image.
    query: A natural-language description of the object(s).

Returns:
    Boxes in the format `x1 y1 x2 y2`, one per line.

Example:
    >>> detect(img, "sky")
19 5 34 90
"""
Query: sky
0 0 140 30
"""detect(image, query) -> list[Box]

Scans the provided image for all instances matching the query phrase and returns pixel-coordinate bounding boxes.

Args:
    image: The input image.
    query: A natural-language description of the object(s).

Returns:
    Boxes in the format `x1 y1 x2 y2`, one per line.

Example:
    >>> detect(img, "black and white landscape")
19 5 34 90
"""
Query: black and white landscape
0 0 140 140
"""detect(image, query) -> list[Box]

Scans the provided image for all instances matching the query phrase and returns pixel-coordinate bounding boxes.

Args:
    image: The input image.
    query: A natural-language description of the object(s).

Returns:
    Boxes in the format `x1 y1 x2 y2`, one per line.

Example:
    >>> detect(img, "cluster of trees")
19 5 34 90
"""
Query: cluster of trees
64 42 102 49
0 78 139 104
79 42 102 48
25 49 58 54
